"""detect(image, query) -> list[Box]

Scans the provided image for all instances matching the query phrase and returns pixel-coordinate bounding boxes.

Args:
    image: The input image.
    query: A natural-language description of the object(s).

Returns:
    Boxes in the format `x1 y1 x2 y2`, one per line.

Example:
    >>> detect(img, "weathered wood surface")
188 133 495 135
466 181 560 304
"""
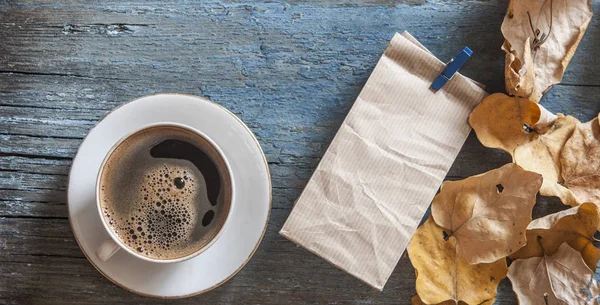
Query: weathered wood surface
0 0 599 304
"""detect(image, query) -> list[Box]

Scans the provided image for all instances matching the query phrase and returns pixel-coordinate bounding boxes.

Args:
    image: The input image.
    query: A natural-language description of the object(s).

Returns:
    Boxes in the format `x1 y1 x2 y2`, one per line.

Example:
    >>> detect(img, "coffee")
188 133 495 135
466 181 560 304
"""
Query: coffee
99 125 232 260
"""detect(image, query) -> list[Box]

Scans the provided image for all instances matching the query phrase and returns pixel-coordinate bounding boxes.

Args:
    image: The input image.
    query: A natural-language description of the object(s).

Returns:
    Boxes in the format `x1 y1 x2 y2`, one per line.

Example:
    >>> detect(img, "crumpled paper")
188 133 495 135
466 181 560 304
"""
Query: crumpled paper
280 32 488 290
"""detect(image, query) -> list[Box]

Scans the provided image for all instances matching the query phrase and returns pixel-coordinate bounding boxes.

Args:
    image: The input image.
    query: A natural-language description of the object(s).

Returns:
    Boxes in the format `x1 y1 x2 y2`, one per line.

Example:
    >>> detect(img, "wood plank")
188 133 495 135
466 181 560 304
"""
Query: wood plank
0 132 512 218
0 210 485 305
0 132 581 217
0 196 572 258
0 2 596 88
1 84 599 162
0 156 71 175
0 200 581 305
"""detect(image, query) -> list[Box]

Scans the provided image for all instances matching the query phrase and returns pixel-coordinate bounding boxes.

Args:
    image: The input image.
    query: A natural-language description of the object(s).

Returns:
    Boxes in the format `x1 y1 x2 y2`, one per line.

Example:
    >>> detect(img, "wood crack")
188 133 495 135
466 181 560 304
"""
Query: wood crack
0 168 68 177
0 104 72 111
0 199 64 205
0 70 128 81
6 253 85 260
556 83 600 88
0 153 72 161
0 215 67 220
0 133 83 140
0 186 67 192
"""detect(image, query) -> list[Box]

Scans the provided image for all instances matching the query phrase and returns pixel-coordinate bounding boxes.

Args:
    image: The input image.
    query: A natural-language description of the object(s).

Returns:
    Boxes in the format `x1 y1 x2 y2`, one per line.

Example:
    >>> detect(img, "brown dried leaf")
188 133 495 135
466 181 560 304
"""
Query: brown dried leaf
560 117 600 204
469 93 557 155
510 202 600 270
508 243 600 305
408 217 506 305
504 38 541 102
501 0 593 102
431 163 542 264
514 114 581 205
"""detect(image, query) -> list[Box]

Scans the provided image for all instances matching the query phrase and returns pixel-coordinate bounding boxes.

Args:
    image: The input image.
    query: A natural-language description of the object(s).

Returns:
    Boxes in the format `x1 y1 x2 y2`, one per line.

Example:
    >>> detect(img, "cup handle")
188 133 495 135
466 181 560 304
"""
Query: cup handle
96 238 120 261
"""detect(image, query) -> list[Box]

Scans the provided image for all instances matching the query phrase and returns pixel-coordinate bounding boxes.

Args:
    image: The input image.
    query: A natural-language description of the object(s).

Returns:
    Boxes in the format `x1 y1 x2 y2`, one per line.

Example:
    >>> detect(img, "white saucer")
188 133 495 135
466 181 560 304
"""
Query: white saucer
67 94 271 298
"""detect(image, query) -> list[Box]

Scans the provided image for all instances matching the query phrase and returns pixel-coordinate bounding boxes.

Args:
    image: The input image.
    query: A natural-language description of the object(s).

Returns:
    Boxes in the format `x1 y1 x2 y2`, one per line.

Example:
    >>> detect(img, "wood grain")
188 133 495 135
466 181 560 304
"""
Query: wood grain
0 0 599 304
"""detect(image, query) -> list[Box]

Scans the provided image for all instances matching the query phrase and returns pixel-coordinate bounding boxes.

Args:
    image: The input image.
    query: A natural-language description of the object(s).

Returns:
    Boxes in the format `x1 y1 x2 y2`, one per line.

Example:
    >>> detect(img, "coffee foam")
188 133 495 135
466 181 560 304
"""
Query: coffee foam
99 126 231 260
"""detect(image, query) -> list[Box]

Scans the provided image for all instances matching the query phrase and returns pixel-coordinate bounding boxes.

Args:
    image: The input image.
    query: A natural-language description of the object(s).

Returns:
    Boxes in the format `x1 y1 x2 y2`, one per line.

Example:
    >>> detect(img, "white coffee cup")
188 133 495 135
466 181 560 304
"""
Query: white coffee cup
94 122 234 264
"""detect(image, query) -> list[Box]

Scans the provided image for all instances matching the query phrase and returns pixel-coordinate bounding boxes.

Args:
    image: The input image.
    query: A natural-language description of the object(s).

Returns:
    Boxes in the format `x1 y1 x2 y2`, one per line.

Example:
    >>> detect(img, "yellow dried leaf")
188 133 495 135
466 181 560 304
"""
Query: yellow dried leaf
560 117 600 204
410 295 464 305
508 243 600 305
514 114 581 205
510 202 600 270
501 0 593 102
431 163 542 264
469 93 557 155
408 217 507 305
410 295 494 305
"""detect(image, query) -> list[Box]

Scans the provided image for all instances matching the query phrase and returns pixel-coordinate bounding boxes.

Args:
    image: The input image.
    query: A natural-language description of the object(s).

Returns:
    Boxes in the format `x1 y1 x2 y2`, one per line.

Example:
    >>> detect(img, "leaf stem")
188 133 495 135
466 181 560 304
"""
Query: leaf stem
443 230 452 241
537 235 546 255
527 0 554 52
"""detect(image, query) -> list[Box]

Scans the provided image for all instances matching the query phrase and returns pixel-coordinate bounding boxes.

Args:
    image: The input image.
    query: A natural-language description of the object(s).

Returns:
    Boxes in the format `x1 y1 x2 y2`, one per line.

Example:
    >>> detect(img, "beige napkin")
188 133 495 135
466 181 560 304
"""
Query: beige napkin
280 31 488 290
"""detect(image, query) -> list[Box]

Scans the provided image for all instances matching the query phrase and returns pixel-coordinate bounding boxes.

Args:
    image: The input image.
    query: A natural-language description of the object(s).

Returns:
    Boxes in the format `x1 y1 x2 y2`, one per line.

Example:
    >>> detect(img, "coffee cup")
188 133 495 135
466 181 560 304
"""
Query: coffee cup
95 122 234 263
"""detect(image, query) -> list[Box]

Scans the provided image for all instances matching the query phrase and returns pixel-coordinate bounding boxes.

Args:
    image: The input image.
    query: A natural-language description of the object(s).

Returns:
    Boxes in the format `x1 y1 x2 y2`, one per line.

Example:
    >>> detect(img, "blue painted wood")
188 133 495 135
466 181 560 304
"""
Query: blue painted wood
0 0 599 304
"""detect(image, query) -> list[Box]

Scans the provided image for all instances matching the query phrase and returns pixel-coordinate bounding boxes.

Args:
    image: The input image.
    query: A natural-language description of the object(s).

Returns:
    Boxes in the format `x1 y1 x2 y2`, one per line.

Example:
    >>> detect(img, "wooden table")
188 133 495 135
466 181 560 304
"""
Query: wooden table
1 1 599 304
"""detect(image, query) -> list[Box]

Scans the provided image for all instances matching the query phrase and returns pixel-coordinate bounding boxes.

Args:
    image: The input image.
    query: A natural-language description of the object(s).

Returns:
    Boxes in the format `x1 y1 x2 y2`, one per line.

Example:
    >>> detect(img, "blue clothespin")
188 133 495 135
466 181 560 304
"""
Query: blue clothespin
431 46 473 91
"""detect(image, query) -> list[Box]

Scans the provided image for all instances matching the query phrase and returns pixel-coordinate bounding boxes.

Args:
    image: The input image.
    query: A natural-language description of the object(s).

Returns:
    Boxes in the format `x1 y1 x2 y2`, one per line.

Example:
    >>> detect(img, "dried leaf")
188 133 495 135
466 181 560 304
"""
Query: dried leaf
508 243 600 305
469 93 557 155
410 295 495 305
504 38 541 102
560 117 600 204
431 163 542 264
534 103 560 133
510 202 600 270
514 114 581 205
501 0 593 102
408 217 506 305
410 295 462 305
